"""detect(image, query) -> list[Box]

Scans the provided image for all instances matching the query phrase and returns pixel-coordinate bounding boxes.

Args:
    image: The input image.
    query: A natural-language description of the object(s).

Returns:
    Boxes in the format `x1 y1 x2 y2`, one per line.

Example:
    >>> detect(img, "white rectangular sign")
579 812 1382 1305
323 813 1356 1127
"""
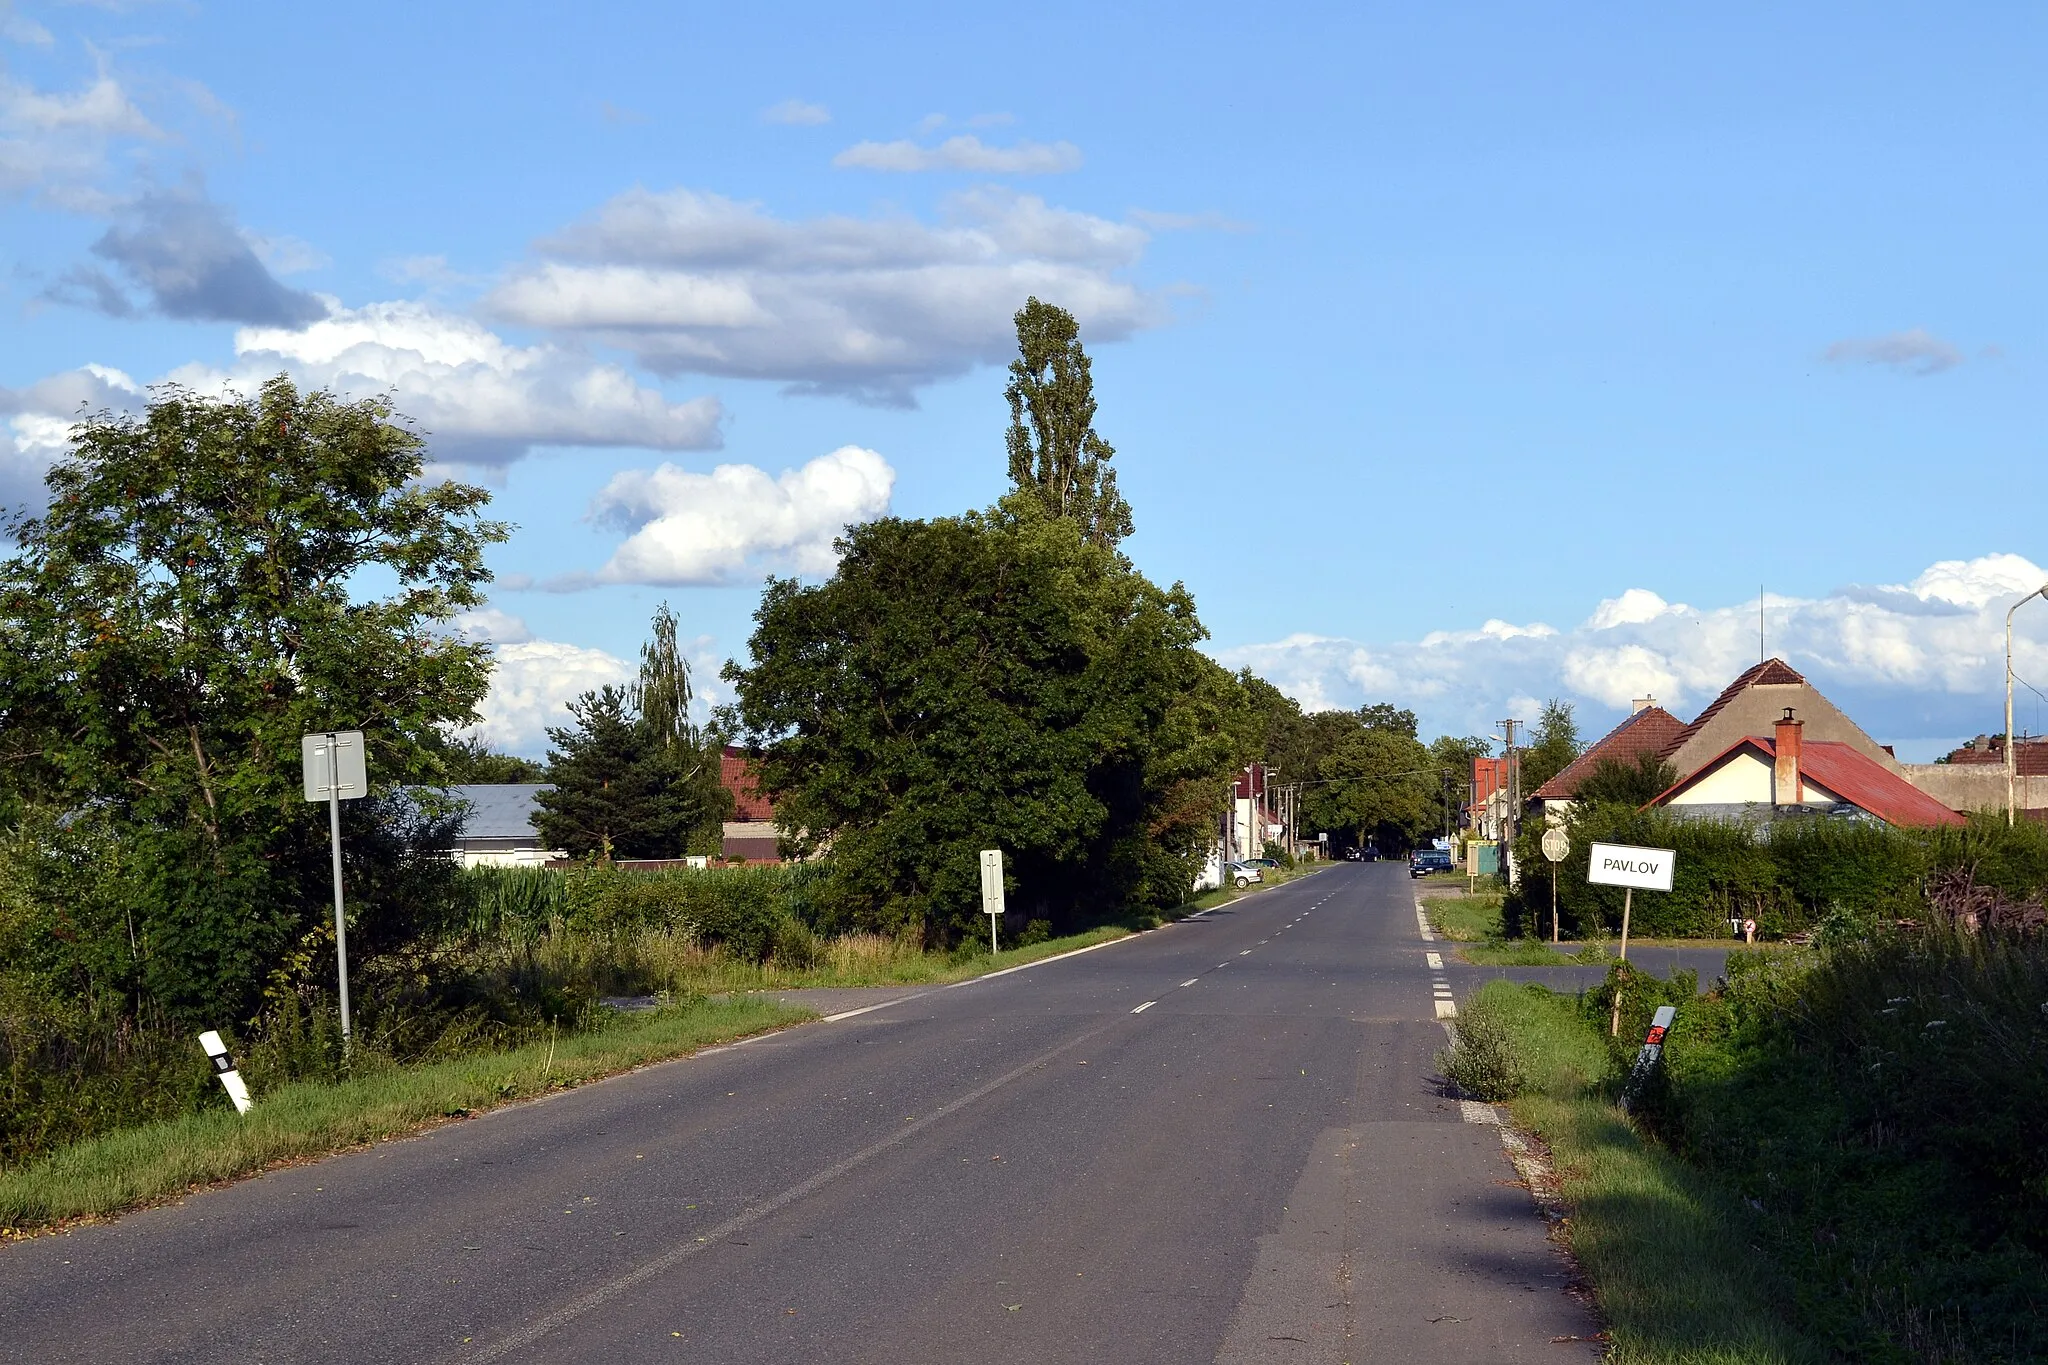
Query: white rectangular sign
1587 841 1675 892
978 848 1005 919
301 731 368 802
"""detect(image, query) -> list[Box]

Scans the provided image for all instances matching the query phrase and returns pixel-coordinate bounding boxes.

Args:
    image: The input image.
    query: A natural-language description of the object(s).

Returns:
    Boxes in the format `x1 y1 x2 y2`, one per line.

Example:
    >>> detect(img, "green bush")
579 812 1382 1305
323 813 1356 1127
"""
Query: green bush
1505 809 2048 942
1437 997 1528 1101
1653 925 2048 1361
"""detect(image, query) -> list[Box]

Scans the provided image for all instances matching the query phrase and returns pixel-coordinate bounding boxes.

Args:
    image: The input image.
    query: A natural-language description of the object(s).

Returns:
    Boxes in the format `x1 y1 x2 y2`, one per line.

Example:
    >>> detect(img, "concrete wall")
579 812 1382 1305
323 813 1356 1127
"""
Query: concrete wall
1899 763 2047 815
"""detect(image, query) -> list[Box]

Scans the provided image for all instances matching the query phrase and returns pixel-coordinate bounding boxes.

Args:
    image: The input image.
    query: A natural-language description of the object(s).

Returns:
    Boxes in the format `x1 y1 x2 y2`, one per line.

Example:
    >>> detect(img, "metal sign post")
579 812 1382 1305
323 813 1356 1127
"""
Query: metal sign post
302 731 368 1043
1540 826 1569 943
978 849 1005 955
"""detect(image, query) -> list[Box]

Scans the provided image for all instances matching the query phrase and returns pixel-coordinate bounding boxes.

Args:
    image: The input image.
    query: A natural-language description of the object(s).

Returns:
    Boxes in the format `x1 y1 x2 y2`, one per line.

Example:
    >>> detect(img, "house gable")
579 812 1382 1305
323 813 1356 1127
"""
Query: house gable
1660 659 1900 779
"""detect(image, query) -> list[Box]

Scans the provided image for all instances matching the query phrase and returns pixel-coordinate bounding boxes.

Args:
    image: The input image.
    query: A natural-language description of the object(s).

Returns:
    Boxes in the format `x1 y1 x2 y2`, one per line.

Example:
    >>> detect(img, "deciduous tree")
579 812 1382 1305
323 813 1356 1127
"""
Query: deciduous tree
1004 298 1134 548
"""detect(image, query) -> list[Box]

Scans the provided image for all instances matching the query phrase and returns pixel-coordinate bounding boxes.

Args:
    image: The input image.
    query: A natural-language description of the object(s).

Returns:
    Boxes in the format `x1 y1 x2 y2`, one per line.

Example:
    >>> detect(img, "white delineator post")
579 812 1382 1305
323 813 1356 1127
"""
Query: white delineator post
199 1031 254 1114
979 848 1005 955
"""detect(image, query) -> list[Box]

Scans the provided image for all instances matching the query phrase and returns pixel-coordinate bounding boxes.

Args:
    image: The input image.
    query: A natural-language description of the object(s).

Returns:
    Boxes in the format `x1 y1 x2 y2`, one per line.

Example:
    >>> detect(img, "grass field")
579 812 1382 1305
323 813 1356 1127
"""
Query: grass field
1459 981 1821 1363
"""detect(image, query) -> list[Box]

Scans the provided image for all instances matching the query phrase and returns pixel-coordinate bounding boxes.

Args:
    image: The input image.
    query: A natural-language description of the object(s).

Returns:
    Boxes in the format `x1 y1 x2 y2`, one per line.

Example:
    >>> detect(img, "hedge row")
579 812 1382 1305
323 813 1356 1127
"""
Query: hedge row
462 861 832 961
1505 808 2048 940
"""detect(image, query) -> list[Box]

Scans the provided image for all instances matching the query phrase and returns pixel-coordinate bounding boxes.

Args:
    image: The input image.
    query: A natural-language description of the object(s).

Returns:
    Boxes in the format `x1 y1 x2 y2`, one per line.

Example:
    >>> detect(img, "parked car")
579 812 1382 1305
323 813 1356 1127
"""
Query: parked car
1243 857 1279 869
1410 849 1455 877
1227 860 1264 887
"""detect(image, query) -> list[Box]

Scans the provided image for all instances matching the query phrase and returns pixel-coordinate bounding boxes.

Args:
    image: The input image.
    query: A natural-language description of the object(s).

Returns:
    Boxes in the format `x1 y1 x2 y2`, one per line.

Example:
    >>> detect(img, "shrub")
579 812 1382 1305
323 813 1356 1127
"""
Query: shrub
1437 999 1527 1101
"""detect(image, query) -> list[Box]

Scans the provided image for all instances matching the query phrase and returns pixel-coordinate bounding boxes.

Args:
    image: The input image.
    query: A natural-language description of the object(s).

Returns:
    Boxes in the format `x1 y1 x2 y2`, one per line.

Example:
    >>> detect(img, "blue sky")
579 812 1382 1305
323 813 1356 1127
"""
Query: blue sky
4 2 2045 758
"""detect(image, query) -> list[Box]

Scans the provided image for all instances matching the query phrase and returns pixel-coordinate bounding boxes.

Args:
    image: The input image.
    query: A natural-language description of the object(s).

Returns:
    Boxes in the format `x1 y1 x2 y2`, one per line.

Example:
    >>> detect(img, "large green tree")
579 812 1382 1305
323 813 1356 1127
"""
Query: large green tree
535 604 730 859
0 377 504 1017
725 502 1231 941
1004 297 1134 548
1518 697 1583 795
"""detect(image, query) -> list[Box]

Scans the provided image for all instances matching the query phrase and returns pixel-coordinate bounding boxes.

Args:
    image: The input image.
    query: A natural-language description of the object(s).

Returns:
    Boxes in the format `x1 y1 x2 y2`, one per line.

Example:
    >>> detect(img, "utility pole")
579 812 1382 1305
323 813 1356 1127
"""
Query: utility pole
2007 585 2048 826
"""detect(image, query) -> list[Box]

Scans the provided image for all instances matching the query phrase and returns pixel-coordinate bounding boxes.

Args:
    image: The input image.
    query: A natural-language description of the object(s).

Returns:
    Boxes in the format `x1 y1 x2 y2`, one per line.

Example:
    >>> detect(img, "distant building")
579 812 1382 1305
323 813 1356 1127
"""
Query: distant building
446 783 561 867
1468 756 1510 839
1900 734 2048 818
720 747 781 862
1530 697 1686 822
1646 709 1962 828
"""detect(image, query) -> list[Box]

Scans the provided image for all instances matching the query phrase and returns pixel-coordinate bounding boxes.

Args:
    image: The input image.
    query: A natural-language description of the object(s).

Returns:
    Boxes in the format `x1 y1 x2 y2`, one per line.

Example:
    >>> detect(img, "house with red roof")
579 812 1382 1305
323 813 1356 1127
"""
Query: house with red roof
1530 697 1687 821
1646 708 1962 828
719 746 781 861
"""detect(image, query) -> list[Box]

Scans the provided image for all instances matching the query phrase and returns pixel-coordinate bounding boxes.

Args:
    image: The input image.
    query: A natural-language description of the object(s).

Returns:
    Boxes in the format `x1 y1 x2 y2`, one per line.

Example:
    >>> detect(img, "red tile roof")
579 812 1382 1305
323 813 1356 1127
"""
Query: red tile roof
1649 736 1963 827
720 747 774 821
1658 658 1806 761
1942 739 2048 776
1534 705 1687 800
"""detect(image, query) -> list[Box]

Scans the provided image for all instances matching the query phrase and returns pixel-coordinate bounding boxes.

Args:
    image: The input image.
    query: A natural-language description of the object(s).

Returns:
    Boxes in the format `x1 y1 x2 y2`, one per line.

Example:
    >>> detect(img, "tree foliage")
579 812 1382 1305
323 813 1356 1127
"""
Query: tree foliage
1572 750 1677 809
725 503 1234 942
1004 298 1134 548
1518 697 1582 795
535 605 729 860
0 376 504 1019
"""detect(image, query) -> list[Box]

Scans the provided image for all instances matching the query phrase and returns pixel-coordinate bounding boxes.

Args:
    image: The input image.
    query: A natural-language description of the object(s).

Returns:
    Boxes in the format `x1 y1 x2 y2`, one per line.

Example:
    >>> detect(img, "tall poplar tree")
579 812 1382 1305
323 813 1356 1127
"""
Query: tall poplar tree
1003 297 1134 548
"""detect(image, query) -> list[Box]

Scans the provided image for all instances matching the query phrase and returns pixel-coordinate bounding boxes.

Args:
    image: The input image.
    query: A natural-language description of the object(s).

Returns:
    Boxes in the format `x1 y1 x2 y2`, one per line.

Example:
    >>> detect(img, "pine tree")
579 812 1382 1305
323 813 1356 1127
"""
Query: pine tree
1004 297 1134 548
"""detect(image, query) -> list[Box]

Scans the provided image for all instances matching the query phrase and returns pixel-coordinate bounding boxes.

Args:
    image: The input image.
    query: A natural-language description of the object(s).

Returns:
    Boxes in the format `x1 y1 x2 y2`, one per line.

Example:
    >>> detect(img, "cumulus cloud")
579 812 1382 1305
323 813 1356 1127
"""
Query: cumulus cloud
832 134 1082 175
471 636 634 755
1 301 724 491
49 189 329 325
486 186 1159 404
1216 554 2048 754
0 362 142 507
761 98 829 126
584 444 895 586
0 66 161 206
1824 328 1964 376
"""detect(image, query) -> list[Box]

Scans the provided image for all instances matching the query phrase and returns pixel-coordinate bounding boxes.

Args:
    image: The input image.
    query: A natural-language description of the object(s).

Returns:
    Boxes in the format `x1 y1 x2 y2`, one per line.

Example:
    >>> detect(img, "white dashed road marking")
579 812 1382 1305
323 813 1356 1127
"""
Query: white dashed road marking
1131 1001 1155 1014
1425 952 1443 969
1180 979 1199 988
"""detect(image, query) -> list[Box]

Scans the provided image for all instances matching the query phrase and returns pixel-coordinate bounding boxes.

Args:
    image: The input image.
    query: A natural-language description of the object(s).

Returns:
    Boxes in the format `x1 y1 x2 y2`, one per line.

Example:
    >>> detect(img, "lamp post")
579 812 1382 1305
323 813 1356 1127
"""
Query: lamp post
2007 584 2048 826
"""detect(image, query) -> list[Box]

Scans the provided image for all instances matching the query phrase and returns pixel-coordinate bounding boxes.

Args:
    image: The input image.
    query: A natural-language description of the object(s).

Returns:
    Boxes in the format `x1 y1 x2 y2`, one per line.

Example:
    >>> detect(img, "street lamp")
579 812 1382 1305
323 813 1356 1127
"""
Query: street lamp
2006 584 2048 826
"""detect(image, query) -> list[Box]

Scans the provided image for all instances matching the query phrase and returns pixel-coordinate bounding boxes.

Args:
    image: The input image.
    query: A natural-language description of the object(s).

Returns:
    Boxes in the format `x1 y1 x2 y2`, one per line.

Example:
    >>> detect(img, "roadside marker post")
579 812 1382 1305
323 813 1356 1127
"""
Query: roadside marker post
302 731 368 1045
1587 842 1676 1035
1620 1004 1677 1113
979 848 1005 956
199 1031 254 1114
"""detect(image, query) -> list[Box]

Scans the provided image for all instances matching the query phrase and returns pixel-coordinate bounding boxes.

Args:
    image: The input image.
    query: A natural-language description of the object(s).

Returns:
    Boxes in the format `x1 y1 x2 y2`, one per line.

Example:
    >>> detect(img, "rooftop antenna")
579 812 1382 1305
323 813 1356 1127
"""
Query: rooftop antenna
1760 584 1766 663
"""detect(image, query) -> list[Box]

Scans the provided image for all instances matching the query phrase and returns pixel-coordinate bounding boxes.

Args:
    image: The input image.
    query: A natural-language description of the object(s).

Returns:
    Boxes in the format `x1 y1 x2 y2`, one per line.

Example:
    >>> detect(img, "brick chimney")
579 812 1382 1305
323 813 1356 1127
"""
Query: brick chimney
1773 707 1803 807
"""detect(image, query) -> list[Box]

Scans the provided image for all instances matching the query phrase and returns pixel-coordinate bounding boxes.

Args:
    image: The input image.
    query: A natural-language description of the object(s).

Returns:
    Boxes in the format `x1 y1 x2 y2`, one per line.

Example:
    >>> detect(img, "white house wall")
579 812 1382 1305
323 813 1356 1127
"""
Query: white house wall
1664 750 1838 808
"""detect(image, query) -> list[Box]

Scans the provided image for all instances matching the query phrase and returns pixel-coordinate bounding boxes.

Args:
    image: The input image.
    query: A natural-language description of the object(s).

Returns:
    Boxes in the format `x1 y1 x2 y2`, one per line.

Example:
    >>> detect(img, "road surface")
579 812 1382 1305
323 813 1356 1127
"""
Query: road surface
0 863 1600 1363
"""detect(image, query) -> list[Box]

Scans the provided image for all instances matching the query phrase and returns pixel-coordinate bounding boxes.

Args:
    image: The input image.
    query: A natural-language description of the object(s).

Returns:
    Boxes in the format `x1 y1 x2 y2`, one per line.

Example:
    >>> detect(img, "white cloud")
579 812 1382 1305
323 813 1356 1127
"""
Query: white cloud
452 606 534 644
587 444 895 586
761 98 829 126
1216 554 2048 750
471 637 633 755
486 186 1160 404
832 134 1082 175
1 300 725 489
1585 587 1687 630
0 362 142 505
0 68 160 205
169 299 723 469
1824 328 1965 376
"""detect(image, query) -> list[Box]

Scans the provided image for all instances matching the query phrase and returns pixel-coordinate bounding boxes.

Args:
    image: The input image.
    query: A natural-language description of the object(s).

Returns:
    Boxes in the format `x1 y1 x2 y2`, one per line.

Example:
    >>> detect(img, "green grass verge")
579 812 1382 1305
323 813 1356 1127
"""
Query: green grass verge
1422 892 1505 941
1471 981 1821 1364
0 995 808 1237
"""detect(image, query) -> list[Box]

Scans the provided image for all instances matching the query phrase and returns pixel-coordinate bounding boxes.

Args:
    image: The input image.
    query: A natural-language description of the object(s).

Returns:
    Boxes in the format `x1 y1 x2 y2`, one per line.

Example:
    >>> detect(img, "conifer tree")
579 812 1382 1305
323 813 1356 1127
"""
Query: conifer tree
1004 297 1134 548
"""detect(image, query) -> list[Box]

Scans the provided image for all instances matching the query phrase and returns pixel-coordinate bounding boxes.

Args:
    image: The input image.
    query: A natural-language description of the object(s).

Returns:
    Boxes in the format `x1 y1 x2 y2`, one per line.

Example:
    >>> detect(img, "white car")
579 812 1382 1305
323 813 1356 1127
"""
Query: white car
1227 861 1264 888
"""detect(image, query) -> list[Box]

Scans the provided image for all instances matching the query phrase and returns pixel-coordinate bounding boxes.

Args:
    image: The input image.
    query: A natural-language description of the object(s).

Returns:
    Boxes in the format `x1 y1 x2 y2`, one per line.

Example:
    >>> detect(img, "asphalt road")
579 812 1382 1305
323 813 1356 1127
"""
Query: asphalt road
1 864 1600 1363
